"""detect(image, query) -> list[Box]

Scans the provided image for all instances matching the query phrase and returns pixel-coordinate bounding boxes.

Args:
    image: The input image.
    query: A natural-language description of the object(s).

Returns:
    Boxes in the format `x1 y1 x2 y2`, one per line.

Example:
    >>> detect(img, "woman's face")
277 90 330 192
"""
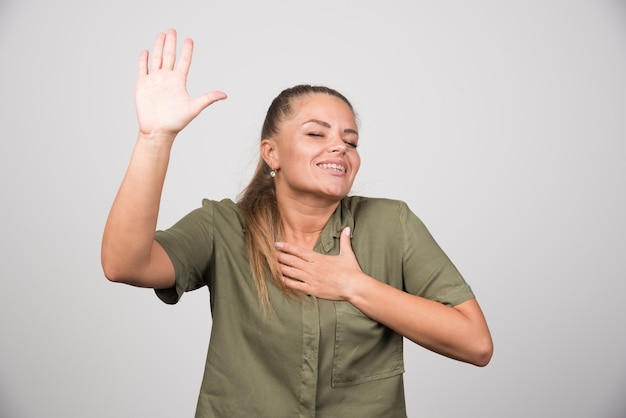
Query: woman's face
263 93 361 204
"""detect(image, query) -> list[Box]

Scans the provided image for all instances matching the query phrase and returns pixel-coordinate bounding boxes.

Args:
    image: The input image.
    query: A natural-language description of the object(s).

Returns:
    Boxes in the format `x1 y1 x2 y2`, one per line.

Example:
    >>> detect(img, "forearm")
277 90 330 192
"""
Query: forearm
347 275 493 366
101 132 174 283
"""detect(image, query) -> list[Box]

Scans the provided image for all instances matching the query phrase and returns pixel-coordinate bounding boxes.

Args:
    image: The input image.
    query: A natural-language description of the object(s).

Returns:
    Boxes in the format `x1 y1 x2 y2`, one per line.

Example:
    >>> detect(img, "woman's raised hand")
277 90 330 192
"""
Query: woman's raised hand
135 29 227 138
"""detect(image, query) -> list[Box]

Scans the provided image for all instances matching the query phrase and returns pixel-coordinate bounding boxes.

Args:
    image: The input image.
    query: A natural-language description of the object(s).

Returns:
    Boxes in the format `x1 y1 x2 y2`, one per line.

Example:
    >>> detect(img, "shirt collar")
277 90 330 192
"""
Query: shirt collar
316 198 354 254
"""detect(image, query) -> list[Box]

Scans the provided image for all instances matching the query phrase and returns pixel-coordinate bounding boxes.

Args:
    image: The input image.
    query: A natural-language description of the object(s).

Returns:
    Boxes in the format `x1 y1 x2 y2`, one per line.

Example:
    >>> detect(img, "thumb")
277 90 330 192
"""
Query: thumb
339 227 353 256
190 90 228 116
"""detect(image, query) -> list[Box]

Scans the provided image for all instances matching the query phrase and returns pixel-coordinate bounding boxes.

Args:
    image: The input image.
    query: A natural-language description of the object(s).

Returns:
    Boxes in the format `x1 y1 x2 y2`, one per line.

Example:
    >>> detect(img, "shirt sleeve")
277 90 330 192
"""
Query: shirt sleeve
153 199 216 304
399 202 474 306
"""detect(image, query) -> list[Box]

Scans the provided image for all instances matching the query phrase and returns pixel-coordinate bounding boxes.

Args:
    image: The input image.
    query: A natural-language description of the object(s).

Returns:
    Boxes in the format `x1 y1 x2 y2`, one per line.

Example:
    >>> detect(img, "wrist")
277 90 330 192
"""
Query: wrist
343 272 374 305
137 130 177 148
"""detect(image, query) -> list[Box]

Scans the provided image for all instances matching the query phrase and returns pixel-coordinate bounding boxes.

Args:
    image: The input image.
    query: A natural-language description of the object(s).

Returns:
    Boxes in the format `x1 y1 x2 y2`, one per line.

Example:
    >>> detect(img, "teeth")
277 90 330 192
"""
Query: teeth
320 163 346 172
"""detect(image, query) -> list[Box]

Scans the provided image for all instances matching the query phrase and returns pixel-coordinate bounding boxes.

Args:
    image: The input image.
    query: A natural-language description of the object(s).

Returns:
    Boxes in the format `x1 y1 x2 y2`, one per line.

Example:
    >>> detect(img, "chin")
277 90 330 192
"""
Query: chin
320 189 350 200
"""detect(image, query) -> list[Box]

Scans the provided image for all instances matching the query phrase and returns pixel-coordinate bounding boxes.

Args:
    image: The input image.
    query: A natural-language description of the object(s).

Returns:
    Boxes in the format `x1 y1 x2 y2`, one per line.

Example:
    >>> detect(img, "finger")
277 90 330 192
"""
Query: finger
161 28 177 70
278 264 302 282
275 241 310 260
283 277 308 292
176 38 194 78
137 50 149 76
339 227 353 256
275 249 304 269
151 32 166 70
189 91 228 118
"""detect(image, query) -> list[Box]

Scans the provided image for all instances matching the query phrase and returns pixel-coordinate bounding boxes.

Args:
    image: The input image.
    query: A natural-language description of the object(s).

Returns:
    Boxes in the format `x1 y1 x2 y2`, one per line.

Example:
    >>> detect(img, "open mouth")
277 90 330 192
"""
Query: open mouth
318 163 346 173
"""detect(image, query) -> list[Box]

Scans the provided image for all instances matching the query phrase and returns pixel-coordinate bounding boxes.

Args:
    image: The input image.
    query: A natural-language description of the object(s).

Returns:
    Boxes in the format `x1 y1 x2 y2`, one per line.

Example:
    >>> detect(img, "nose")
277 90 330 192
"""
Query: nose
329 135 348 154
330 144 347 154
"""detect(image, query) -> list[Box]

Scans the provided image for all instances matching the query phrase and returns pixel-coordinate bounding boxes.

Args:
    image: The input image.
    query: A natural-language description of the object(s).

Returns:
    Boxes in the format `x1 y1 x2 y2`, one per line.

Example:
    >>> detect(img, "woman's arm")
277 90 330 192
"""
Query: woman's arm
101 29 226 287
276 227 493 366
347 275 493 366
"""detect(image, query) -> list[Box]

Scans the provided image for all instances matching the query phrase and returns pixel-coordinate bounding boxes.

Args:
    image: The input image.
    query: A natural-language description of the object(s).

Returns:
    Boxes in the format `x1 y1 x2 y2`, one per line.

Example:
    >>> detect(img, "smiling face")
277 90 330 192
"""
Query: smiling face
262 93 361 204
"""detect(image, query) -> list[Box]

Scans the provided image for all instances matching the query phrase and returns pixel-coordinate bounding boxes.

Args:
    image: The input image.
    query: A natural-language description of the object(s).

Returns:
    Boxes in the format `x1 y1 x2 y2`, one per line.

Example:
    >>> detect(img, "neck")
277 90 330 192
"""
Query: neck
277 195 340 249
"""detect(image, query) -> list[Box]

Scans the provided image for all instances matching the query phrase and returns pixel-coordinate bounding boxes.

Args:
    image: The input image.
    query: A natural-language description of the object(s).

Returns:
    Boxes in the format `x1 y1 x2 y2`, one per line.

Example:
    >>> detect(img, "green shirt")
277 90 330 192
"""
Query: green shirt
154 196 474 418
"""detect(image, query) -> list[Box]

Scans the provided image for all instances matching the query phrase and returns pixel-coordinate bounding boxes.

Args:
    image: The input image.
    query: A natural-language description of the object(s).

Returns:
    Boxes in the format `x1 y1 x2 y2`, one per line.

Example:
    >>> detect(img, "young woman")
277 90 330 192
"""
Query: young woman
102 28 493 418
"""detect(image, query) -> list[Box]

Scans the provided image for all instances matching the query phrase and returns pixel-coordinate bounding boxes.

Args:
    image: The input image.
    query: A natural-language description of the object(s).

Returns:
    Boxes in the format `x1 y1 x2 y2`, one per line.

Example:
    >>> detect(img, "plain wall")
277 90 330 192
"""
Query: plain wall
1 1 625 417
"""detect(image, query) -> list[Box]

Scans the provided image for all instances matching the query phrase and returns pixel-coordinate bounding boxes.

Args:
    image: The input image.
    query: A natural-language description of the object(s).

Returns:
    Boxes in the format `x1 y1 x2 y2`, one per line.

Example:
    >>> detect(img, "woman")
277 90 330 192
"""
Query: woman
102 29 493 418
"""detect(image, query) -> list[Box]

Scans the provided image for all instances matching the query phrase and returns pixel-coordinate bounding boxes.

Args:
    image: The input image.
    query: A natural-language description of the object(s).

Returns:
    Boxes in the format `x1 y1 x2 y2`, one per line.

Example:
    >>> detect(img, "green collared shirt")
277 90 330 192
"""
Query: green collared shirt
154 196 474 418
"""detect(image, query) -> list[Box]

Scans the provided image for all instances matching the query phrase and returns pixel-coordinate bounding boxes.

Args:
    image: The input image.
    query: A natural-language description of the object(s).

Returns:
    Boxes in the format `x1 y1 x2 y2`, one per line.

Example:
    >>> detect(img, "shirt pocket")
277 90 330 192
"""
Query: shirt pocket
332 301 404 387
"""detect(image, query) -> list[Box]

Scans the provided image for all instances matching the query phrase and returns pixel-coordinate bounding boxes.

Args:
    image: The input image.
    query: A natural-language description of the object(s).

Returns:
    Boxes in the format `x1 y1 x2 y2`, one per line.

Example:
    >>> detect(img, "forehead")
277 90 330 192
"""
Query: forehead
286 93 355 124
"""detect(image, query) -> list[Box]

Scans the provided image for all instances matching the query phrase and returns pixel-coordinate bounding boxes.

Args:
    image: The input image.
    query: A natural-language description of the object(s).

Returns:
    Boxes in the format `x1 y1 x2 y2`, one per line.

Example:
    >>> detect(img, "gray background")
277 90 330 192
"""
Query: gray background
1 1 625 417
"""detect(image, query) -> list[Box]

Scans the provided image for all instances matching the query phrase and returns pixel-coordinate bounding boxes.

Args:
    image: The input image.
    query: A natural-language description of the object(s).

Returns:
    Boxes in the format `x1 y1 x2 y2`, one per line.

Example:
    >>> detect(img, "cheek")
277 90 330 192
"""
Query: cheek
351 154 361 174
279 144 301 166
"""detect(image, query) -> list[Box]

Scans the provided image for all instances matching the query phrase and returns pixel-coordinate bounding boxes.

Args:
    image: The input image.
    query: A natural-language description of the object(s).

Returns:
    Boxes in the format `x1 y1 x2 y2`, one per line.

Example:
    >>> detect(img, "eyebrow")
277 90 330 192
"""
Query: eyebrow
303 119 359 136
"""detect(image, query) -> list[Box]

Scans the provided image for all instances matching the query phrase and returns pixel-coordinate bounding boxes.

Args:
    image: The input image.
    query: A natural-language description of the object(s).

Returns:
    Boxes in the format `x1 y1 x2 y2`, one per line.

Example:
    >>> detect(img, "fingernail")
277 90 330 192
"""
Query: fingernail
344 227 351 236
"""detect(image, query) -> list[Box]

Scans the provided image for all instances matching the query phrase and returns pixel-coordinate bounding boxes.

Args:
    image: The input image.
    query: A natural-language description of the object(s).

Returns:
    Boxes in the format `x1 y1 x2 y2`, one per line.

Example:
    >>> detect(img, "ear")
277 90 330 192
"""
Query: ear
261 138 279 170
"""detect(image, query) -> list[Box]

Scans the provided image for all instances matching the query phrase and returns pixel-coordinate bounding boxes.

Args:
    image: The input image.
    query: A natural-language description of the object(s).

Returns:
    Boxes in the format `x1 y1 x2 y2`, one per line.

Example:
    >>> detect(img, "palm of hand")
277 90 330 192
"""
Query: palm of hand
136 69 194 136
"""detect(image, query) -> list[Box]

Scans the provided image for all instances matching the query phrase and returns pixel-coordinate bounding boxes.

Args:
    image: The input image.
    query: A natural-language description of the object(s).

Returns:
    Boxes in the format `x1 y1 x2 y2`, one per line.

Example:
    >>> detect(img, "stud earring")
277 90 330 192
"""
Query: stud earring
270 170 276 178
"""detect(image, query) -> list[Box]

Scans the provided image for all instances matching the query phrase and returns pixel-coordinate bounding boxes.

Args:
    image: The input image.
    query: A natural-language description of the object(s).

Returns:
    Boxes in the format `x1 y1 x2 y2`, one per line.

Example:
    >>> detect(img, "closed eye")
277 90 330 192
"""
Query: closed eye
307 132 357 148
